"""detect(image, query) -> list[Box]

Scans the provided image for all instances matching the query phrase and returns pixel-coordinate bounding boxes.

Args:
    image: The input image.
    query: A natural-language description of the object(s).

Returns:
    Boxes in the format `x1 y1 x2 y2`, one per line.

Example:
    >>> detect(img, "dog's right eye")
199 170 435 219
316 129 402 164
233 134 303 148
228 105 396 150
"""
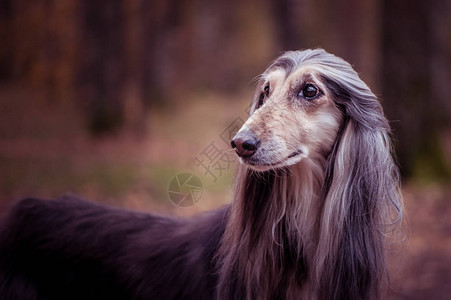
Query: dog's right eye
257 84 270 109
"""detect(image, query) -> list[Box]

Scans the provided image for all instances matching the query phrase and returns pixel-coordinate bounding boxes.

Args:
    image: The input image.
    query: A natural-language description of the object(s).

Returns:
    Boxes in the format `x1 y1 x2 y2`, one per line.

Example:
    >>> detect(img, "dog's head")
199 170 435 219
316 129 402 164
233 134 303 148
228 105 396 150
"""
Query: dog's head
232 49 388 171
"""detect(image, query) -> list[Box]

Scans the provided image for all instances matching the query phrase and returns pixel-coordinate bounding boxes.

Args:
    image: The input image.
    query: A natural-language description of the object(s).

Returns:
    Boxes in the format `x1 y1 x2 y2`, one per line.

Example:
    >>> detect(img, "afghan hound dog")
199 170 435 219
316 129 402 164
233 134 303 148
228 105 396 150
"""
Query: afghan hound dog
0 49 402 300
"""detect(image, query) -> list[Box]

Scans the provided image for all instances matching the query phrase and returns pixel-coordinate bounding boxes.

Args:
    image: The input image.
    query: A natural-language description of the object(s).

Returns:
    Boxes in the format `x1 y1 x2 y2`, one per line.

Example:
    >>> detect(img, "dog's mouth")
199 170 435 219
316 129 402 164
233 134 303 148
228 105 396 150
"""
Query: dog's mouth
287 151 302 159
241 150 303 169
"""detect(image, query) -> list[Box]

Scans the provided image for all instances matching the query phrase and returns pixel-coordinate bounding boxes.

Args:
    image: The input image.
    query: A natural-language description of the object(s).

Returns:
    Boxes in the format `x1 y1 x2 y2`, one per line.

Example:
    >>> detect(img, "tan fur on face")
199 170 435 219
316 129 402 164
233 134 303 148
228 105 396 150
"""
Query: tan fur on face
238 67 343 171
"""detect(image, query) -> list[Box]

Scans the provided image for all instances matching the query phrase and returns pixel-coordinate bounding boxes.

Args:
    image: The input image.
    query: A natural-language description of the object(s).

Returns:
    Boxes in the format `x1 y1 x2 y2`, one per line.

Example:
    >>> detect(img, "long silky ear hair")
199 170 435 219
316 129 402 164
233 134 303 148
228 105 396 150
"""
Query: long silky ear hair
310 53 402 299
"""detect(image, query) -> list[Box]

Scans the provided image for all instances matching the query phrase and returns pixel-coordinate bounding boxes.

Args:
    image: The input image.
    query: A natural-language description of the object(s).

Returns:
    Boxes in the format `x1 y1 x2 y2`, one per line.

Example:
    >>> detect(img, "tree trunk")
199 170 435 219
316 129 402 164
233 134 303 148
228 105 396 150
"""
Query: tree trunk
382 0 450 178
76 0 125 134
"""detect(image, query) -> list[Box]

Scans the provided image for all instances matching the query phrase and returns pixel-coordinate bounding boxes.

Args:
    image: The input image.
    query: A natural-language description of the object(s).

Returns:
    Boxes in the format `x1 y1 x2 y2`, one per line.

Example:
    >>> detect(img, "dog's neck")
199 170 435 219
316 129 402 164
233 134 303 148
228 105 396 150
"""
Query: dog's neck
217 157 325 299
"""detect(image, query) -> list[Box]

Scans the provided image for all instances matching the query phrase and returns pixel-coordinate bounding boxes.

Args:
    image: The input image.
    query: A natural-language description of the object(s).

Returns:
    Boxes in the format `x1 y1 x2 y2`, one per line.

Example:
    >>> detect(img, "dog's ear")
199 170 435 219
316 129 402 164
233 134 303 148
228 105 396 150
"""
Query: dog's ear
314 78 402 299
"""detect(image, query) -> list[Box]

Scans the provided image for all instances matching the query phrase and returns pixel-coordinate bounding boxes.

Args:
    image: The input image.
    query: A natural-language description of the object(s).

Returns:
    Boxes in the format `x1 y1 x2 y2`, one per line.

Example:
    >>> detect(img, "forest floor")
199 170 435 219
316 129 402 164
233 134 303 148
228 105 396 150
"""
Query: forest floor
0 84 450 299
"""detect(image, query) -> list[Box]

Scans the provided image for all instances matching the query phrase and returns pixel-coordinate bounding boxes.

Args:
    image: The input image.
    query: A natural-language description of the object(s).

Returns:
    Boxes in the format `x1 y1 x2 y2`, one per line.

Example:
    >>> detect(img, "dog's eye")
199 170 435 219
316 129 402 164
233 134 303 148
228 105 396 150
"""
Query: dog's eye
257 84 270 109
264 85 270 96
299 84 319 100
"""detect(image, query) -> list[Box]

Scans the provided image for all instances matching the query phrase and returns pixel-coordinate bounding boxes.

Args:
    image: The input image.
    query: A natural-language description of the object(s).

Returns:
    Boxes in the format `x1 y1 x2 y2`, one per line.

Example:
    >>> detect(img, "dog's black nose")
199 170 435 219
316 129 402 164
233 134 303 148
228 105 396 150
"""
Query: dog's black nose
231 131 260 157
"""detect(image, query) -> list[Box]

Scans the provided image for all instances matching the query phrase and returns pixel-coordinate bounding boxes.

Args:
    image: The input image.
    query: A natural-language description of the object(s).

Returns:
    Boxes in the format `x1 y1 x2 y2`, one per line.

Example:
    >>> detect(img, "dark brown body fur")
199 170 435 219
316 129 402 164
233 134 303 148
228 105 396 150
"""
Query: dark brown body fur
0 196 229 300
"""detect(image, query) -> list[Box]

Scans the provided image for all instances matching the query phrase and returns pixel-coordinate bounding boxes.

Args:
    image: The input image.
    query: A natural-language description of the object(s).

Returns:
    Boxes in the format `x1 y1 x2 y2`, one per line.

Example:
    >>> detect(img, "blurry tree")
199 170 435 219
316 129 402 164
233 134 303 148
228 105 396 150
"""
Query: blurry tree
382 0 451 178
272 0 302 51
77 0 125 134
0 0 12 81
0 0 276 134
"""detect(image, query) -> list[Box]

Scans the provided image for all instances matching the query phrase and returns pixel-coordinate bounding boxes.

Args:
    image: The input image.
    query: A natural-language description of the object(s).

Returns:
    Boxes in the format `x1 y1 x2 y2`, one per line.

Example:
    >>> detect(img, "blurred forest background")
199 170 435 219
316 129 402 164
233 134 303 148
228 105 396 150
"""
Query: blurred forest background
0 0 450 298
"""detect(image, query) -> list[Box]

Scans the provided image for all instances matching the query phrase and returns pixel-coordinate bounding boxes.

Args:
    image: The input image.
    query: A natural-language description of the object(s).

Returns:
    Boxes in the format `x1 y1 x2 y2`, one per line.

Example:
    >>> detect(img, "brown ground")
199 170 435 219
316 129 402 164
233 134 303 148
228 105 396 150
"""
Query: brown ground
388 184 451 299
0 84 450 299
